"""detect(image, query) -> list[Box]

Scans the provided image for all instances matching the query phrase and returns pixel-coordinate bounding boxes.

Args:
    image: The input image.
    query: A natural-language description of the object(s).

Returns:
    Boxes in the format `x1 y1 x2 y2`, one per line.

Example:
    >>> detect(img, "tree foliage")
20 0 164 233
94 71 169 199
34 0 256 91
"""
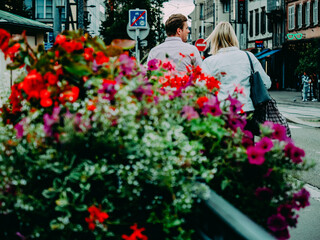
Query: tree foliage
100 0 168 60
0 0 32 18
295 40 320 76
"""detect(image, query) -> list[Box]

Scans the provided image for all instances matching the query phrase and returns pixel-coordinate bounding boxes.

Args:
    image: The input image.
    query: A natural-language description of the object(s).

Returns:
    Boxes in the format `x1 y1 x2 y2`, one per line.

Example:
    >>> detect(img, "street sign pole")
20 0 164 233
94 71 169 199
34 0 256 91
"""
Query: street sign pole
127 9 149 63
135 28 140 63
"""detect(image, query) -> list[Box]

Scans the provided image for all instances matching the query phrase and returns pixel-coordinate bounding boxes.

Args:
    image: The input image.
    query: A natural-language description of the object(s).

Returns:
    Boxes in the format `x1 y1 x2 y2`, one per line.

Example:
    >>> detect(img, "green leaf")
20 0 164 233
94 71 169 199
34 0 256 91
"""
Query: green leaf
64 62 92 77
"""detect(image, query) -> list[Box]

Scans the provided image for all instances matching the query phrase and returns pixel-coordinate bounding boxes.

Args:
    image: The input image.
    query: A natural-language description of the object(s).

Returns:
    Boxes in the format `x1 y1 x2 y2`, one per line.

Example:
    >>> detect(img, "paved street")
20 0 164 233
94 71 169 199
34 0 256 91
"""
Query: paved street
269 90 320 240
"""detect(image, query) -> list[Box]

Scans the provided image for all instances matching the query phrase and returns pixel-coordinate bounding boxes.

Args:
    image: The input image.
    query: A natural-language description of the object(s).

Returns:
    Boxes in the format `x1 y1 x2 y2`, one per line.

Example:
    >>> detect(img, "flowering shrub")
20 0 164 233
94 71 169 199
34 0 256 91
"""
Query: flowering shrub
0 29 312 240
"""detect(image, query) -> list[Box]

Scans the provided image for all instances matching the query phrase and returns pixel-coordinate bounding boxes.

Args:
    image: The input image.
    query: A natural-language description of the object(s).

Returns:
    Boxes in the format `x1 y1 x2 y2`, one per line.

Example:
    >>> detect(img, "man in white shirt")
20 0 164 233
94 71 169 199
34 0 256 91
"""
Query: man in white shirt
147 14 202 73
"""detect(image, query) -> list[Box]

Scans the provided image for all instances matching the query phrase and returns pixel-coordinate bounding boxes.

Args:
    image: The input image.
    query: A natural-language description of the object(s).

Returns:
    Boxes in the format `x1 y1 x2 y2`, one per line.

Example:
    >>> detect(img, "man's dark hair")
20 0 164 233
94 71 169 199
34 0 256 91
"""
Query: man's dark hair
165 14 187 36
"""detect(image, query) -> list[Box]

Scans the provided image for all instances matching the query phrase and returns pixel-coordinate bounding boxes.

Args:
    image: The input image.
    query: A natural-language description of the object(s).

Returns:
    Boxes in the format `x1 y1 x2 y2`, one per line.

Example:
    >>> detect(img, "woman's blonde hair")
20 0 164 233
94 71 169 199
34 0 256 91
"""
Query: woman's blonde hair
205 22 239 55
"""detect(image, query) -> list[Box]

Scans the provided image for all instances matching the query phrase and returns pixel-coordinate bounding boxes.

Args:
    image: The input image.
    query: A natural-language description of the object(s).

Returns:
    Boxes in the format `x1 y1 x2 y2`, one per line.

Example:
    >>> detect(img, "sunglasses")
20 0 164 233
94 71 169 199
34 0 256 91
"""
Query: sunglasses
287 33 303 40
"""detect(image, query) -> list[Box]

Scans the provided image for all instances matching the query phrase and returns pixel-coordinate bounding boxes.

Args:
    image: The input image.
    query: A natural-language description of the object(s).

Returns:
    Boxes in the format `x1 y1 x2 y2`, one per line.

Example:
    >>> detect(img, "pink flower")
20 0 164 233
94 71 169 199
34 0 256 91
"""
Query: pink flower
256 137 273 152
14 118 26 139
201 96 222 117
272 124 287 141
284 142 305 164
292 188 310 210
226 95 243 113
247 146 265 165
267 214 288 232
181 106 199 121
147 59 160 71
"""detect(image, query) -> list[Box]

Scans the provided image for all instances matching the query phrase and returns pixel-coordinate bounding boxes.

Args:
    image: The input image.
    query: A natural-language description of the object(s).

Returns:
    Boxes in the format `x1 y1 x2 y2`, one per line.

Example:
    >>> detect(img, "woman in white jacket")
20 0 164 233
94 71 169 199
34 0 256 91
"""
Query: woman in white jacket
201 22 271 135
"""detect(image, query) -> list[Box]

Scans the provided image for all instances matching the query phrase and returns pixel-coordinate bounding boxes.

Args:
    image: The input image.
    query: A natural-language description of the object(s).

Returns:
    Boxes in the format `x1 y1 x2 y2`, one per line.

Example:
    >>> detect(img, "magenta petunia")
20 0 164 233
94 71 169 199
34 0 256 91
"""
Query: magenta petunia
226 95 243 113
273 228 290 240
147 58 160 71
292 188 310 210
267 214 288 232
256 137 273 152
272 124 287 141
201 96 222 117
181 106 199 121
227 115 246 131
246 146 265 165
14 120 25 139
284 142 305 164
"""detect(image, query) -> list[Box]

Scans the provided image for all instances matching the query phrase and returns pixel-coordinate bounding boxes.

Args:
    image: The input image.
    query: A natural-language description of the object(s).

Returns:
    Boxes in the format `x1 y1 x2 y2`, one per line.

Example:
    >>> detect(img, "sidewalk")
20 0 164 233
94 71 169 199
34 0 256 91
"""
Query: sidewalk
269 90 320 128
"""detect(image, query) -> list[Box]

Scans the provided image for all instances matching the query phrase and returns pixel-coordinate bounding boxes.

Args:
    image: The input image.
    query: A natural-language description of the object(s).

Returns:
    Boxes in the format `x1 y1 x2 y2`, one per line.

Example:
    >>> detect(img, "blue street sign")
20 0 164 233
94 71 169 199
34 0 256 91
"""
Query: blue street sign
129 9 147 28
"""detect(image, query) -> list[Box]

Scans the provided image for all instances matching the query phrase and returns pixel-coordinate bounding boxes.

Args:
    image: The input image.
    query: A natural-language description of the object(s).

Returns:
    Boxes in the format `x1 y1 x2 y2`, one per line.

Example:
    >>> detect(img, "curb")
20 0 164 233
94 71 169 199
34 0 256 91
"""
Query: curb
283 114 320 128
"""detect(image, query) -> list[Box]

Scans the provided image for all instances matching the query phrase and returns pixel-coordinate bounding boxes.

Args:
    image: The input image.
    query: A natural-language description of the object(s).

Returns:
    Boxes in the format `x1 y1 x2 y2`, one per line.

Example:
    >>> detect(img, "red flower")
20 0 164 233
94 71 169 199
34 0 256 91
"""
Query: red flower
44 72 58 85
9 83 23 114
59 86 80 103
95 51 109 65
196 96 209 108
6 43 20 60
55 34 66 45
122 223 148 240
84 47 94 61
0 28 10 56
85 205 109 231
19 70 45 100
40 98 53 107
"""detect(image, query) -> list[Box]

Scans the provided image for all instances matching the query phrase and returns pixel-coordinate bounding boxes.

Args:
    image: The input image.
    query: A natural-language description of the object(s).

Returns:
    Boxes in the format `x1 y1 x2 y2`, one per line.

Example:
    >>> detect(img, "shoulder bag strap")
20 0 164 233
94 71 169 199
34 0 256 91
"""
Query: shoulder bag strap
244 51 254 75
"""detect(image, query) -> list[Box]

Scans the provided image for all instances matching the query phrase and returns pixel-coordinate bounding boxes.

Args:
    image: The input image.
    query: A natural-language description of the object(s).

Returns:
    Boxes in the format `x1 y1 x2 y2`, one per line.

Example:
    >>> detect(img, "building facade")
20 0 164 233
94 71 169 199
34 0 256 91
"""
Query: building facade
284 0 320 89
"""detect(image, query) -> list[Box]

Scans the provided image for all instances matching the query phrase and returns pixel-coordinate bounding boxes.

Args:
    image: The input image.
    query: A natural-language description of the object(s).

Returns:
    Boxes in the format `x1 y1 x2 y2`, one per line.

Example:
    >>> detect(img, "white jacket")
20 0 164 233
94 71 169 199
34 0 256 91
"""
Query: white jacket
147 37 202 73
201 47 271 112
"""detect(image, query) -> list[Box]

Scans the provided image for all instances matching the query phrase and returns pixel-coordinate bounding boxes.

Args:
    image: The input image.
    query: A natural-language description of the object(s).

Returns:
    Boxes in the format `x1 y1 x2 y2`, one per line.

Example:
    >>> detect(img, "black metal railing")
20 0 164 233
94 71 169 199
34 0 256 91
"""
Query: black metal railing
194 187 276 240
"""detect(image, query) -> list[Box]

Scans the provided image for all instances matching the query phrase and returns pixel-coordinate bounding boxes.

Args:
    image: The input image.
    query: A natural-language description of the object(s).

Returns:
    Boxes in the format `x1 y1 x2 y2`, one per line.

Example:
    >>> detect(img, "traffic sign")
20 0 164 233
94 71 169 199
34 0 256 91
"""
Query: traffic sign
127 23 150 40
129 9 147 28
195 38 207 52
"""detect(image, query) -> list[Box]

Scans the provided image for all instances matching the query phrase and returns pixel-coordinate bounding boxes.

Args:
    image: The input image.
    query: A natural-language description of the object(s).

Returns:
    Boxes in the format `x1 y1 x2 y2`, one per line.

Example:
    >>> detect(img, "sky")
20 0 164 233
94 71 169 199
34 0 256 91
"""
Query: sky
162 0 195 24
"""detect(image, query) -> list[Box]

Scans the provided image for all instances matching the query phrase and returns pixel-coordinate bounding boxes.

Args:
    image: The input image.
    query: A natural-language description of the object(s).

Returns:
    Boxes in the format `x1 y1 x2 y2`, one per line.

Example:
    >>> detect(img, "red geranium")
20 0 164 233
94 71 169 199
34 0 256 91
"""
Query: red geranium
19 70 45 100
9 83 23 114
59 86 80 103
85 205 109 231
0 28 10 56
122 224 148 240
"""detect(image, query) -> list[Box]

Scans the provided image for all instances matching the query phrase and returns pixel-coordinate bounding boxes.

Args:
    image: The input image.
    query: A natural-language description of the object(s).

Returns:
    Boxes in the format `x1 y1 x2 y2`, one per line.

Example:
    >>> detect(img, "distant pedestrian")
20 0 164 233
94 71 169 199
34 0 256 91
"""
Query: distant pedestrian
301 72 310 102
147 14 202 73
201 22 271 136
310 73 318 101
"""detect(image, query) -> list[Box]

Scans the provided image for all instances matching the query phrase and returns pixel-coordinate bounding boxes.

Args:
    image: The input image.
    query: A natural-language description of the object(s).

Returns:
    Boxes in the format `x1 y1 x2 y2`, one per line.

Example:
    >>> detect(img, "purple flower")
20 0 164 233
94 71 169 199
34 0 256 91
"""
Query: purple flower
43 107 61 137
227 115 246 131
284 142 305 164
256 137 273 152
292 188 310 210
267 214 288 232
133 84 153 101
255 187 273 201
119 53 135 75
277 204 298 227
98 82 117 101
147 58 160 71
181 106 199 121
246 146 265 165
14 119 26 139
226 95 243 113
202 96 222 117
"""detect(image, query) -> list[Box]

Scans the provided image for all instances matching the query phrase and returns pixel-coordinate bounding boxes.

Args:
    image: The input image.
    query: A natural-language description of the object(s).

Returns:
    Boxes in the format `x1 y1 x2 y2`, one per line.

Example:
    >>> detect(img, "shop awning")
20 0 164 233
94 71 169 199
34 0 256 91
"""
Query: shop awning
257 49 281 60
254 48 270 57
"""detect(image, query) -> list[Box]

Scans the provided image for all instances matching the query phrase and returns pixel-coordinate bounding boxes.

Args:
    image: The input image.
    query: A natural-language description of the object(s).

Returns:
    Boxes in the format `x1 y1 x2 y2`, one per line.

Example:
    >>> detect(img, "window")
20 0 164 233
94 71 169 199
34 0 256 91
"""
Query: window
223 0 230 13
298 4 302 28
261 7 266 34
200 3 204 20
313 0 318 25
255 9 259 35
249 11 253 37
268 17 272 33
306 1 310 26
288 5 295 30
36 0 53 19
